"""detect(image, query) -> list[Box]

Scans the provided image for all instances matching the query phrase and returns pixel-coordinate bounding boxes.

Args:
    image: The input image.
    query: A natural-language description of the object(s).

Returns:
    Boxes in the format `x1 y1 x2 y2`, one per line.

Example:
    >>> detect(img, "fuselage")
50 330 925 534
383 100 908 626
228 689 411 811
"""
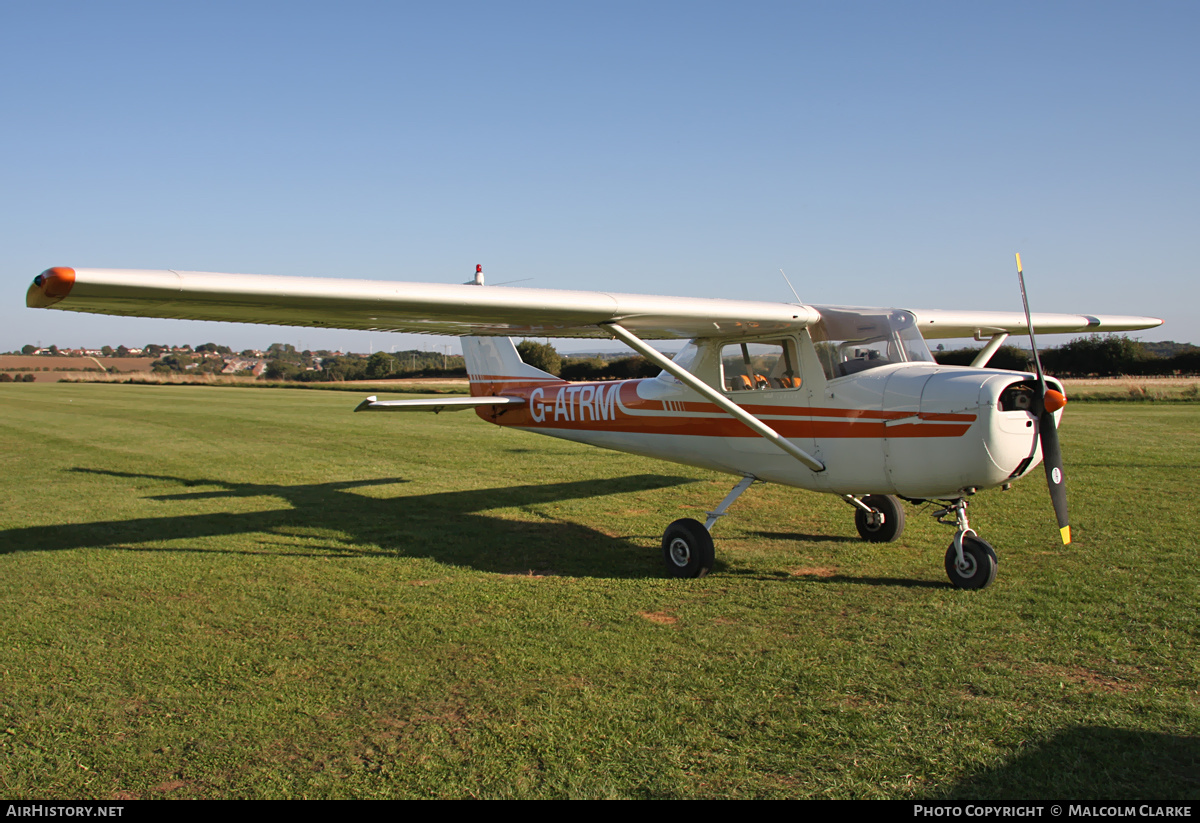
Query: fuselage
469 329 1060 500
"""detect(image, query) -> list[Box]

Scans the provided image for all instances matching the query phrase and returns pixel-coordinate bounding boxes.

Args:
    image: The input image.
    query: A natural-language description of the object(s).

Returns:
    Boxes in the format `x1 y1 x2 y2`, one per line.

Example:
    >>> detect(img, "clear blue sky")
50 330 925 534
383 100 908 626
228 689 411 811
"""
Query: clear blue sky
4 1 1196 353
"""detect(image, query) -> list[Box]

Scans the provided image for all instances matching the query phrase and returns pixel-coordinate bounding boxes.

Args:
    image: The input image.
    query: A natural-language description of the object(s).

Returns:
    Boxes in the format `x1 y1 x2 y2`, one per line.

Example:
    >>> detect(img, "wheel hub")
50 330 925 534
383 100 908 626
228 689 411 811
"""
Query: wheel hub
668 538 691 567
956 554 978 576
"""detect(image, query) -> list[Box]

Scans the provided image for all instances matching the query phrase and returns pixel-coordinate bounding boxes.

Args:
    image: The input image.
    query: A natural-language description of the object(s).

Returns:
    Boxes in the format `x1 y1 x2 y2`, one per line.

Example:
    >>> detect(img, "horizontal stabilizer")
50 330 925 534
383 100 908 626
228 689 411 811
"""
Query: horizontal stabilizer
354 395 525 414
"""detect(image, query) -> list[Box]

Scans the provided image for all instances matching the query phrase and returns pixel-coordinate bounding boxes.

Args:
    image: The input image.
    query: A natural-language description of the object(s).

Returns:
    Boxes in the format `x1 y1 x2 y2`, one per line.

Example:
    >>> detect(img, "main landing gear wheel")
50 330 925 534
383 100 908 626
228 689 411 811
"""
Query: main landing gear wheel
854 494 906 542
662 518 715 578
944 536 998 590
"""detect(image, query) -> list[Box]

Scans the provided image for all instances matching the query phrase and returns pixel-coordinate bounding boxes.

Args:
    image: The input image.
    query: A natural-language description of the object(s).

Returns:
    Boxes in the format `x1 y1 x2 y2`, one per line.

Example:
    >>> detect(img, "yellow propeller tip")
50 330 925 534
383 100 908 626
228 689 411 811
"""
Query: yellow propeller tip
1060 525 1072 545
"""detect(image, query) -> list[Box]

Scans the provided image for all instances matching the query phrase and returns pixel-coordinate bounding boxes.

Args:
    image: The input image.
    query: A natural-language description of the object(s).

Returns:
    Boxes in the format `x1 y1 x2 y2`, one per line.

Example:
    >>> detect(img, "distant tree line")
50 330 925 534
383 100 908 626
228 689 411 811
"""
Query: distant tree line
935 336 1199 377
13 335 1197 381
515 340 661 380
133 341 467 381
261 345 466 382
561 356 661 380
934 345 1031 371
15 342 238 358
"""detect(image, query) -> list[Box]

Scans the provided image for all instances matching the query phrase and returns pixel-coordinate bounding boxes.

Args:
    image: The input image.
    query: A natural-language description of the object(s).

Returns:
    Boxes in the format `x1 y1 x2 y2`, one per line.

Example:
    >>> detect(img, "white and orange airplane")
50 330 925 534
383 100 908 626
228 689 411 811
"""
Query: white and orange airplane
27 260 1161 588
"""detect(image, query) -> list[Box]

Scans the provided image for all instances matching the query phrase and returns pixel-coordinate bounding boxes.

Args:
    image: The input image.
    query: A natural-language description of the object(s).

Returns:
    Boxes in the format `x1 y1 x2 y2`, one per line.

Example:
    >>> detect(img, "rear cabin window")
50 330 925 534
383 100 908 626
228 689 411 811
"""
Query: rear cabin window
721 341 801 392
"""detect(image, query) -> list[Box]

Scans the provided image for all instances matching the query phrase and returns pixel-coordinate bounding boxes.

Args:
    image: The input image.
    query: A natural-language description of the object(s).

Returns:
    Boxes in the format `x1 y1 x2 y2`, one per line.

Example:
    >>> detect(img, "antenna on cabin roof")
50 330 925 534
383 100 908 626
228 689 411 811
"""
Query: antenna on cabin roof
780 268 802 303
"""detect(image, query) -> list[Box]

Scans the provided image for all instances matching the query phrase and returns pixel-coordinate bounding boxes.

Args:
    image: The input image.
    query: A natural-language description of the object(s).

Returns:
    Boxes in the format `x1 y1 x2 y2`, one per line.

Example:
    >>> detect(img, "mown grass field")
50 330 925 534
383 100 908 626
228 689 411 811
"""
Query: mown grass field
1 384 1196 799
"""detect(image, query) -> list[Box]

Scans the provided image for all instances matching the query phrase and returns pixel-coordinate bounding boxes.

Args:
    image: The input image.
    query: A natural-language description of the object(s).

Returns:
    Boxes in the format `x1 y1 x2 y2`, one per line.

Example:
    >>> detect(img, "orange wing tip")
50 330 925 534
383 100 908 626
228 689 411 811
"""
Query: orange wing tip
1044 389 1067 413
28 267 77 307
1060 525 1072 545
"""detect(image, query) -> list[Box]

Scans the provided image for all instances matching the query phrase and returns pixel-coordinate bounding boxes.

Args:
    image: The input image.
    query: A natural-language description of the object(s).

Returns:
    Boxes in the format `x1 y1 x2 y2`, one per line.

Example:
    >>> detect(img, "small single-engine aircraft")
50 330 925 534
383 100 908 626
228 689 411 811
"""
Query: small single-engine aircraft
27 260 1162 588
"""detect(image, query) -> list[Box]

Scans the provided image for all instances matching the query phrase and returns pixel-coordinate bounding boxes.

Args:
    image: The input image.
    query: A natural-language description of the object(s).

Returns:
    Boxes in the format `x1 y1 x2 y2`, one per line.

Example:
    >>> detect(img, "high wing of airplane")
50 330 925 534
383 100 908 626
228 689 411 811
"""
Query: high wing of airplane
27 264 1163 589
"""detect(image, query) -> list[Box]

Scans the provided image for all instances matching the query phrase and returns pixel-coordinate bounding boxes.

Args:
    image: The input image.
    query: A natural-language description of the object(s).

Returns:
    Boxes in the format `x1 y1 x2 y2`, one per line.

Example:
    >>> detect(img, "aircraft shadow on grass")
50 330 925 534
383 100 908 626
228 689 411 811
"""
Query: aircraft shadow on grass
935 726 1199 799
1 468 697 578
5 468 940 585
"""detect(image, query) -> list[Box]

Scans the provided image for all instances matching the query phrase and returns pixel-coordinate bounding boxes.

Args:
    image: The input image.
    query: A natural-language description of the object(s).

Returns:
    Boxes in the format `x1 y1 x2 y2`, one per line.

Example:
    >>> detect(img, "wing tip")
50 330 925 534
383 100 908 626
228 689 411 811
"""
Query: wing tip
27 267 77 308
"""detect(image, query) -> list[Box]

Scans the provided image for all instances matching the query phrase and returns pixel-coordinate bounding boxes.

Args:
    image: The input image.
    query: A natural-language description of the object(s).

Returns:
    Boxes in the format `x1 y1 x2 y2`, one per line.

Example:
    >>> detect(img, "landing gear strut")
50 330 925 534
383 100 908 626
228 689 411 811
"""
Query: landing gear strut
934 499 997 590
661 476 755 578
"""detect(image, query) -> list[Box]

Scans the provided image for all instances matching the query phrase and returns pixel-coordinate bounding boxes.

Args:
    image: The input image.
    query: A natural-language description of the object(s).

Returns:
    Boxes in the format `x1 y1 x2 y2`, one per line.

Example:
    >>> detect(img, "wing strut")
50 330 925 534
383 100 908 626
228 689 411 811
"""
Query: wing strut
970 332 1010 368
601 322 825 473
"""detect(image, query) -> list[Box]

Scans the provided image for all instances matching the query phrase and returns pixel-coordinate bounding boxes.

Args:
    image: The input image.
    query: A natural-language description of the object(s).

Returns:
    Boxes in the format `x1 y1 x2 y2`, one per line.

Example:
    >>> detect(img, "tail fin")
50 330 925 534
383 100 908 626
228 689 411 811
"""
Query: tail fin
461 336 562 397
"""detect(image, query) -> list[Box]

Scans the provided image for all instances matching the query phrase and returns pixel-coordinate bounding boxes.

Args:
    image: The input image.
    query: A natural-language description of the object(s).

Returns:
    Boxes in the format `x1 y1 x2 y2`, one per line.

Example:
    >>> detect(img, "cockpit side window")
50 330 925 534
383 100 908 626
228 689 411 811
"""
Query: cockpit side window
720 340 801 392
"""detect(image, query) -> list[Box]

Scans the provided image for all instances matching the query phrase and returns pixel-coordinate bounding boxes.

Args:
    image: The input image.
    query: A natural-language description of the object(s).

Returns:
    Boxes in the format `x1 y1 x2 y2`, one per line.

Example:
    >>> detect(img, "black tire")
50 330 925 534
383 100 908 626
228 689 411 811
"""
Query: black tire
662 518 715 578
944 536 998 590
854 494 906 542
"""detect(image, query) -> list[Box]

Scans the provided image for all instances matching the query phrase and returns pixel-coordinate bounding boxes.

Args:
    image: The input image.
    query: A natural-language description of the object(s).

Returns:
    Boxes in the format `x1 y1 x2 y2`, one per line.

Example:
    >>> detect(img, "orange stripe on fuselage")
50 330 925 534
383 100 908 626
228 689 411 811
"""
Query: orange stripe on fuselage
470 378 975 439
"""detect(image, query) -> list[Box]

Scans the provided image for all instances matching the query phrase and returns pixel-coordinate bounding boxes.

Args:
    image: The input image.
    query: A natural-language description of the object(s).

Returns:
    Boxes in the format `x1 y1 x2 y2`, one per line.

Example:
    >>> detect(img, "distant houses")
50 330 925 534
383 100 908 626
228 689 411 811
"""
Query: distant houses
221 358 269 376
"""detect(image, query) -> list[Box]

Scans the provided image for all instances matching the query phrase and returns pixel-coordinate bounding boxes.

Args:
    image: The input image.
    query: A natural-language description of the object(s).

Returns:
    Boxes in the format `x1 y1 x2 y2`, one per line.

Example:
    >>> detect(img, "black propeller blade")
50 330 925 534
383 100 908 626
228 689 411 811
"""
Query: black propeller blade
1016 253 1071 546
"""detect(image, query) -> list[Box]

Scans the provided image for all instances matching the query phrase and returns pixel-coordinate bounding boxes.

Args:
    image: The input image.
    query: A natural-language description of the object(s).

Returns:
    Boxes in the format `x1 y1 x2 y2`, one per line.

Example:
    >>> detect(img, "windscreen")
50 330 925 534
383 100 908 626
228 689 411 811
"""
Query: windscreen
809 308 934 379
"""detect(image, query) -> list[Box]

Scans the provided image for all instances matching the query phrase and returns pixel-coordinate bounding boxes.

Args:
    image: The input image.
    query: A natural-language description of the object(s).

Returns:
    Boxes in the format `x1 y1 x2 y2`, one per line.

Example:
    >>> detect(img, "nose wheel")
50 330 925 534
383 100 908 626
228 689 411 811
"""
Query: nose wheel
944 534 997 589
934 499 999 590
